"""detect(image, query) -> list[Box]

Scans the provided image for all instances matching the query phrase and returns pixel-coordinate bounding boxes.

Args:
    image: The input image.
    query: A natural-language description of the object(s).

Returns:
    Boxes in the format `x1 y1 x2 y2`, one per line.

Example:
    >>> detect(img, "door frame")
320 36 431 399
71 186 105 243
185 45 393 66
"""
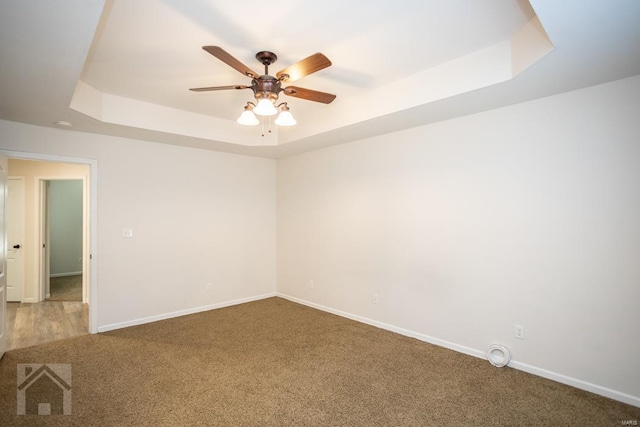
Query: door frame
0 150 98 334
0 158 7 359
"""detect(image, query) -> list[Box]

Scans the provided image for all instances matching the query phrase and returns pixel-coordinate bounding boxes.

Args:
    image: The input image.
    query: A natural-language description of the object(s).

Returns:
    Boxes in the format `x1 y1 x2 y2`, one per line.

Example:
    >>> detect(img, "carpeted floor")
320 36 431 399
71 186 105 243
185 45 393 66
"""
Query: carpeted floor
47 275 82 302
0 297 638 425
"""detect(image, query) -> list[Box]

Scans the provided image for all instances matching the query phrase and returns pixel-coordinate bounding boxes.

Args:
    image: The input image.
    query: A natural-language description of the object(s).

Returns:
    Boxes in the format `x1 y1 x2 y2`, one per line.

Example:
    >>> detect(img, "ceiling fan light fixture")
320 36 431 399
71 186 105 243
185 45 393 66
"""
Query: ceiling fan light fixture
237 105 259 125
275 110 296 126
253 97 278 116
275 104 297 126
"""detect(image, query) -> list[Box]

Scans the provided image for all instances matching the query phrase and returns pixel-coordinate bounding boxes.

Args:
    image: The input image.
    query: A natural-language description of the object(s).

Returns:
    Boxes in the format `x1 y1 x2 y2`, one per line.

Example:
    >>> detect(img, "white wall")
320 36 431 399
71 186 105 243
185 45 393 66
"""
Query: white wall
277 75 640 405
0 123 277 329
49 180 83 276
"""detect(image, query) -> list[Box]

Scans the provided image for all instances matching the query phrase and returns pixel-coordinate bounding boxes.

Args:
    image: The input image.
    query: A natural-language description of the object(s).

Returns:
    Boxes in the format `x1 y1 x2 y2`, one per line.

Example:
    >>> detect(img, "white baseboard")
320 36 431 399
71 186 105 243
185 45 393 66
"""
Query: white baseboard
97 292 277 333
277 292 640 408
507 360 640 408
50 272 82 278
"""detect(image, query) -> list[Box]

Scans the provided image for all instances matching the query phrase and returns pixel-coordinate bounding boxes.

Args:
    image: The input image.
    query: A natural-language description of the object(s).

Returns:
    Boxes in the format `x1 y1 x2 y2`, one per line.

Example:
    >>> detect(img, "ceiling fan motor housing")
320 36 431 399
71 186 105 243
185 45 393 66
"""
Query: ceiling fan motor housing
252 76 282 101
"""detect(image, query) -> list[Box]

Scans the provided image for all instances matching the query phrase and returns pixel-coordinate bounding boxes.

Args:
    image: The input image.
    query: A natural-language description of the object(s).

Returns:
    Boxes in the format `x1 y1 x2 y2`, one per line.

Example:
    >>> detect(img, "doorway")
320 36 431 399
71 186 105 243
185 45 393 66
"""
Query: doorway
43 179 84 303
6 163 89 304
1 150 98 340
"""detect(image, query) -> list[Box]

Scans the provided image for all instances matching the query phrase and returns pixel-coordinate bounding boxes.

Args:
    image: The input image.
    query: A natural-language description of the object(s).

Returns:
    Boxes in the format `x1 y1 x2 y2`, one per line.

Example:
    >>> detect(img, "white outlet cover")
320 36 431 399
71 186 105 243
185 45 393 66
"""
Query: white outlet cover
515 325 525 339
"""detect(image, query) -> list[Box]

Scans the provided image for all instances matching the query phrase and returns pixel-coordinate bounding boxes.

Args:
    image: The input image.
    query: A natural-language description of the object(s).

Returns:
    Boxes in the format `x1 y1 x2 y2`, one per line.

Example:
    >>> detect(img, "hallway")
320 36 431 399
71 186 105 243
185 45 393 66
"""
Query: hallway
5 301 88 350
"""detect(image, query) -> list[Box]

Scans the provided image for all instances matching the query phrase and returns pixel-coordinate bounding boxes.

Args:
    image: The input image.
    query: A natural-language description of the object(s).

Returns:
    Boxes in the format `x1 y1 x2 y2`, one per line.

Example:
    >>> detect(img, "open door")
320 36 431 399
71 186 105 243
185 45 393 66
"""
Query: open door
0 153 8 359
7 177 25 302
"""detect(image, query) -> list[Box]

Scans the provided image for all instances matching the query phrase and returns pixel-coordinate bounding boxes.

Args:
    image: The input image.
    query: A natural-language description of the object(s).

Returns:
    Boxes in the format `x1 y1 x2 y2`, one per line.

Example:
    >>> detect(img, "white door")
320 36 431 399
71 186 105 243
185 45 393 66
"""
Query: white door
0 154 8 359
7 177 25 302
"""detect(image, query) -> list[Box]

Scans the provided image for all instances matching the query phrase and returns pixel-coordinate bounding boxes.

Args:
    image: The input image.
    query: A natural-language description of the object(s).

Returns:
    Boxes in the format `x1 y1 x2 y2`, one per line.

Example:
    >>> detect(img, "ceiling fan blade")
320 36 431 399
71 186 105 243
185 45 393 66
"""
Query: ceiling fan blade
202 46 259 79
283 86 336 104
276 53 332 82
189 85 250 92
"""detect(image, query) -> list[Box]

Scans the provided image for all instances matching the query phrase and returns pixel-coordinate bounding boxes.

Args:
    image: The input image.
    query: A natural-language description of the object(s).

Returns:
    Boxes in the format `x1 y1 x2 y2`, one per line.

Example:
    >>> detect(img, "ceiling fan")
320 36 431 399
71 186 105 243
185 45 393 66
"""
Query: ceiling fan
190 46 336 129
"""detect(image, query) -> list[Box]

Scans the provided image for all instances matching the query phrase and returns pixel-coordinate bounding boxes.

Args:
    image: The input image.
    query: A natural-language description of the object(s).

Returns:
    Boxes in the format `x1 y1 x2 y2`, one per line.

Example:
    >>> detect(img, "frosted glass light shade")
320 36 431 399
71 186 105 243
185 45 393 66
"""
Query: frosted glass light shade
237 109 259 125
274 110 296 126
253 98 278 116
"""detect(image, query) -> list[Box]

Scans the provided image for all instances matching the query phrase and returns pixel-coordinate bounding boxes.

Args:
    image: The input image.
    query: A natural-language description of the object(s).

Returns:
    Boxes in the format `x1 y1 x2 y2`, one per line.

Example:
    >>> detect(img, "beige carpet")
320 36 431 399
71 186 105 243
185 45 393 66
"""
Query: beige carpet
0 297 638 425
47 275 82 302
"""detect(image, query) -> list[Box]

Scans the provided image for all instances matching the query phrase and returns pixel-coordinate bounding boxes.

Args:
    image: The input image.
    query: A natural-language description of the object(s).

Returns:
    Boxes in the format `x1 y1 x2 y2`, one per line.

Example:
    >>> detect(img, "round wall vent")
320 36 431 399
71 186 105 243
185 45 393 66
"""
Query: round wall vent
487 344 511 367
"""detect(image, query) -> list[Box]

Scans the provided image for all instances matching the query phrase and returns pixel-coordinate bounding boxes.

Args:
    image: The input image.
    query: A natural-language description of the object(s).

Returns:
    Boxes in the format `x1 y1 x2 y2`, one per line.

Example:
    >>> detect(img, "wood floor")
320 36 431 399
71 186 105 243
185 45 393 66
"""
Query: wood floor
5 301 89 351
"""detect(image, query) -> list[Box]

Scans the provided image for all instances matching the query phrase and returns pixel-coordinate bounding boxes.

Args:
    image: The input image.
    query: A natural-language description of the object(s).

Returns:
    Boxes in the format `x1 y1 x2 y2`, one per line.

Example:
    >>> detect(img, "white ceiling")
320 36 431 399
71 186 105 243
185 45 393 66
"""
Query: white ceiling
1 0 639 158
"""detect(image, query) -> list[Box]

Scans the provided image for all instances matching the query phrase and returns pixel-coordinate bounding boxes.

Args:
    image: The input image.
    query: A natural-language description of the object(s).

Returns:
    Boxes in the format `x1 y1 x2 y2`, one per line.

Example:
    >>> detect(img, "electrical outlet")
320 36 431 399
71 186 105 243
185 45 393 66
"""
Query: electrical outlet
309 280 315 289
515 324 525 340
373 293 379 304
206 282 213 292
